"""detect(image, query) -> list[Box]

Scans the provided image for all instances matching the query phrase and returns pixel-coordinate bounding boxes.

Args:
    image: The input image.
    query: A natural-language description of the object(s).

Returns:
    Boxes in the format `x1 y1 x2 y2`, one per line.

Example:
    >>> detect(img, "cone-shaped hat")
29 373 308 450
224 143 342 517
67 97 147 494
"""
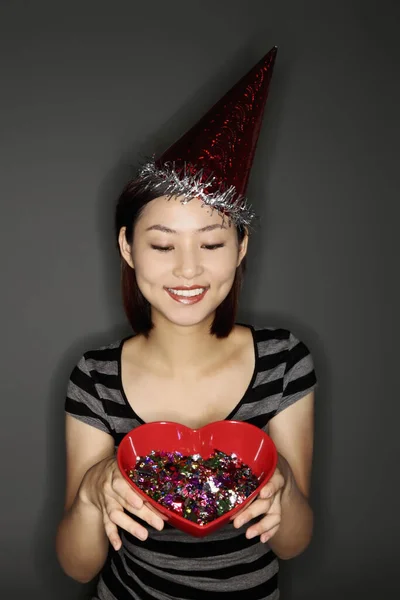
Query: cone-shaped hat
135 47 277 226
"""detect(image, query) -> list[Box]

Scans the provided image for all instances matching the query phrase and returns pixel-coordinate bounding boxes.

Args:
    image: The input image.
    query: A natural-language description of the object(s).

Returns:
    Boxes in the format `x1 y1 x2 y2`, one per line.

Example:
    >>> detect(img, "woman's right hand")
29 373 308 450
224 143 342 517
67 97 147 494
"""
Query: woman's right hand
79 455 166 550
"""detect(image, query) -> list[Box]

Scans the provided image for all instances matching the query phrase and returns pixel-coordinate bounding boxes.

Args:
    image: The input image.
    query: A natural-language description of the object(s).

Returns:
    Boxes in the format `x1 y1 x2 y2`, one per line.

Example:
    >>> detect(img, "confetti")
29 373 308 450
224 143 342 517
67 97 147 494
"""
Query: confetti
128 449 259 526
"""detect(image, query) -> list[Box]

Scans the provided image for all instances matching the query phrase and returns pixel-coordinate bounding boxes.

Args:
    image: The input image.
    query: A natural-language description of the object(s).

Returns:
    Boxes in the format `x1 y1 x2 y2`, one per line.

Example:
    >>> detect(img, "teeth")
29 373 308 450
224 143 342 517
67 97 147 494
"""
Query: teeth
168 288 205 297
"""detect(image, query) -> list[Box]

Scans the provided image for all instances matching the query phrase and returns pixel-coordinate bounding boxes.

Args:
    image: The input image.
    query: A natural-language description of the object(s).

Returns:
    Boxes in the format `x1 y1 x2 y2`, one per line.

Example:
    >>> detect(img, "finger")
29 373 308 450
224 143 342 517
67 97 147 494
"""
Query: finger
233 498 273 529
131 503 165 531
107 488 165 531
146 501 169 521
230 496 257 521
246 511 281 540
107 504 149 541
259 470 285 500
260 524 280 544
112 473 144 510
109 482 165 531
102 511 122 550
246 492 282 539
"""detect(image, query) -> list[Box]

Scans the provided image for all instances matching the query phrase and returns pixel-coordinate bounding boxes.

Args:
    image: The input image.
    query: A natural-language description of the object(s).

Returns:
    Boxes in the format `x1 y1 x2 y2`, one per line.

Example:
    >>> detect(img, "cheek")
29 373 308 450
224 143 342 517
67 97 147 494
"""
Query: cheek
210 249 239 283
132 248 166 281
132 254 166 304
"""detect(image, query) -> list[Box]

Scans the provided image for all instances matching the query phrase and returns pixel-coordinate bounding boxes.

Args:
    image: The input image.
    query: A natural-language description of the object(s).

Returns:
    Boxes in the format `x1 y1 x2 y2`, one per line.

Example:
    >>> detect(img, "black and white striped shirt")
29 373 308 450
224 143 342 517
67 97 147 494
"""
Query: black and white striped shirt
65 325 317 600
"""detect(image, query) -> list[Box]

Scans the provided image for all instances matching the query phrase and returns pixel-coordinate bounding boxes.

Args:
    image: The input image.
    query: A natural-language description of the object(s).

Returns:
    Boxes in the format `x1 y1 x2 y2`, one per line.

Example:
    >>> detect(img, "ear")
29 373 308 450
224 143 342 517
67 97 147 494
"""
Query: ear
118 227 135 269
237 229 249 267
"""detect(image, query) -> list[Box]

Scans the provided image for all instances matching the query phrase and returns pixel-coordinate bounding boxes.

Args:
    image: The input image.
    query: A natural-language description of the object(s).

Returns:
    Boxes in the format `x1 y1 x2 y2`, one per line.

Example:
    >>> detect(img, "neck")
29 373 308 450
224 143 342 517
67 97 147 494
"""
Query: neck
144 312 224 375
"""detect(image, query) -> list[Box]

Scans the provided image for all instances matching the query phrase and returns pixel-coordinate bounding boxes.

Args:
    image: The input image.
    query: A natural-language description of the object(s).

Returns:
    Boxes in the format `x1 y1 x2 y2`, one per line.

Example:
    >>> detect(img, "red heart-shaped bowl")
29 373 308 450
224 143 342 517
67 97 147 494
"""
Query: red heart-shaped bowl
117 420 278 537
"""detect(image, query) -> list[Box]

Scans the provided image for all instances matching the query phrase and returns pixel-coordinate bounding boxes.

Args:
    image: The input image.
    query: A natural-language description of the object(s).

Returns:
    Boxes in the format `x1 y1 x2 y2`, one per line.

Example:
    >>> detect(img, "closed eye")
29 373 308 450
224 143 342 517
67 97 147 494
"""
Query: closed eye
202 243 225 250
151 244 173 252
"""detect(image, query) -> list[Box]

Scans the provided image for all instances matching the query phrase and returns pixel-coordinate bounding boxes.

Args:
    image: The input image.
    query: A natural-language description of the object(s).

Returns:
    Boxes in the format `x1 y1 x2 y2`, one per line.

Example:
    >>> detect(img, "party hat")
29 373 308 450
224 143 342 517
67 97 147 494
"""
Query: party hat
135 47 278 226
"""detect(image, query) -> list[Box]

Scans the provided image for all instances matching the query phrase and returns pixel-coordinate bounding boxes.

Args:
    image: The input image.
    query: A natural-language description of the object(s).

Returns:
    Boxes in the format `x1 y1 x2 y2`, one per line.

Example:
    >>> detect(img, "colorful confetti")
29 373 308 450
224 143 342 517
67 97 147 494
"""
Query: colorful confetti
128 449 259 526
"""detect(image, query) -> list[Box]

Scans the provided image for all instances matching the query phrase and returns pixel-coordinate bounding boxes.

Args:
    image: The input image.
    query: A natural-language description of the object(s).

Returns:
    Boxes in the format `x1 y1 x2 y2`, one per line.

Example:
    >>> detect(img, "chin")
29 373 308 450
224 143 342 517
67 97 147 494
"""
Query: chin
165 311 213 328
153 303 216 329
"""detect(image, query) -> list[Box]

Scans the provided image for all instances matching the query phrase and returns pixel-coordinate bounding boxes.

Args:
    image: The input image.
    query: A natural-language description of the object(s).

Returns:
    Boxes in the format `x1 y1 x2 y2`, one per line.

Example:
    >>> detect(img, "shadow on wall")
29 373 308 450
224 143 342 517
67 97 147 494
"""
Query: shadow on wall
294 568 396 600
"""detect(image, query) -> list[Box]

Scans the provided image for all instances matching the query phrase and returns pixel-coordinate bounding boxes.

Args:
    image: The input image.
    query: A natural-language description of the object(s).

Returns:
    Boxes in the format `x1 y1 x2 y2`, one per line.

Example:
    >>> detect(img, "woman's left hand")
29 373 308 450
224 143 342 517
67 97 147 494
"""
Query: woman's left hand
232 465 286 543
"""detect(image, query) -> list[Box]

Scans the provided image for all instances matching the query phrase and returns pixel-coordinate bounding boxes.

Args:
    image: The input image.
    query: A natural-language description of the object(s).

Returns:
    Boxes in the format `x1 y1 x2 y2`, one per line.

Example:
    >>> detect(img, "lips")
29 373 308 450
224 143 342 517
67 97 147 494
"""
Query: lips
165 286 209 305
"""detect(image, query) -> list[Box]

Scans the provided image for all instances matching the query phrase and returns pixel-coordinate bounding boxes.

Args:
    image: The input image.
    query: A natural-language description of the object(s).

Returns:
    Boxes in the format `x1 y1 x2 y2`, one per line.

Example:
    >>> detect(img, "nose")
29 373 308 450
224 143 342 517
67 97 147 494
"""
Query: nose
172 247 204 280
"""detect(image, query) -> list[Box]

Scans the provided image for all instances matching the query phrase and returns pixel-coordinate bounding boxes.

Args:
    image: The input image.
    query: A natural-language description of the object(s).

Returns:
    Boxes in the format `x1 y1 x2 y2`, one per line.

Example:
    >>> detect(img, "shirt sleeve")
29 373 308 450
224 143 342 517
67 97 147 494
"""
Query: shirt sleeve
276 332 317 414
65 355 112 435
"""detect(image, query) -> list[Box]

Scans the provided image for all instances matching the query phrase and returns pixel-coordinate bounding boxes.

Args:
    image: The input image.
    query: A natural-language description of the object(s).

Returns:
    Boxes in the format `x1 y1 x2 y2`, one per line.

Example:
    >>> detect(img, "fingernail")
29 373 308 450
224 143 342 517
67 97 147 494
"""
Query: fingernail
235 519 244 528
247 530 257 539
138 530 147 541
154 520 164 531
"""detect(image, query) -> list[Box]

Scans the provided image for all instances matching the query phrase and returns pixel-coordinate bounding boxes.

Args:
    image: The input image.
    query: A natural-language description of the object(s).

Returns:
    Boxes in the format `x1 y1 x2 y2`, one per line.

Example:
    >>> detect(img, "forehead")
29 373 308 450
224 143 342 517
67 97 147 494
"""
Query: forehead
138 195 233 232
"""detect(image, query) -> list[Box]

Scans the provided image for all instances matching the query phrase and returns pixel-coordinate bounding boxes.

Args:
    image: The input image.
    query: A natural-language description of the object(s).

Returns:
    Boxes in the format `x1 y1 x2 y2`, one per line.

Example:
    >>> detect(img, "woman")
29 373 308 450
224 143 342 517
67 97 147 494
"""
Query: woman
56 47 316 600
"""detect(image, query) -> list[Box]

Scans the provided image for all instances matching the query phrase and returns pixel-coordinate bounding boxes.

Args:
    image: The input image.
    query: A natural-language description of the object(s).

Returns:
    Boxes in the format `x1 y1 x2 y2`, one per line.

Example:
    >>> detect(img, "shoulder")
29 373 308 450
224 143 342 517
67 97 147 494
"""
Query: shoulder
250 324 317 410
249 325 316 391
250 325 292 364
250 324 313 358
65 338 130 435
67 338 127 393
80 339 124 376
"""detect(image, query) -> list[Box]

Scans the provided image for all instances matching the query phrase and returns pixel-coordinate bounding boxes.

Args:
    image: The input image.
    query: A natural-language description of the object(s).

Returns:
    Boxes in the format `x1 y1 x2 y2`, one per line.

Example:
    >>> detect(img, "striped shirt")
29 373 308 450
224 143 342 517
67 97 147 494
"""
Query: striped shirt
65 325 317 600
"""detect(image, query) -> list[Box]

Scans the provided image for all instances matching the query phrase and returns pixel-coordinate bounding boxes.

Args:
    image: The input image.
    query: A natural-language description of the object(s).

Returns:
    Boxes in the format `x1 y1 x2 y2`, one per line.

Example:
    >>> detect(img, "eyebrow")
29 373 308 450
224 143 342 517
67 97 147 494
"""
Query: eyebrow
145 223 227 234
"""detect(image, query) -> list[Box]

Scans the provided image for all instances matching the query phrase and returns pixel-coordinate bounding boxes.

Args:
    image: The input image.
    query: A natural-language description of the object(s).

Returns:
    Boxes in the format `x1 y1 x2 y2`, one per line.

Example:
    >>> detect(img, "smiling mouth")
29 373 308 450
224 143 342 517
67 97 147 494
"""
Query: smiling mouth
164 286 209 304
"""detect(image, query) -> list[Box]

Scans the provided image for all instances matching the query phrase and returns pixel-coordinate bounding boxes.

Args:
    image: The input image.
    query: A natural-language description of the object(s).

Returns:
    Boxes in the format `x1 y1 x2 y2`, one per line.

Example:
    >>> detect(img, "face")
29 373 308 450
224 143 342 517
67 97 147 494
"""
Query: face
119 196 248 329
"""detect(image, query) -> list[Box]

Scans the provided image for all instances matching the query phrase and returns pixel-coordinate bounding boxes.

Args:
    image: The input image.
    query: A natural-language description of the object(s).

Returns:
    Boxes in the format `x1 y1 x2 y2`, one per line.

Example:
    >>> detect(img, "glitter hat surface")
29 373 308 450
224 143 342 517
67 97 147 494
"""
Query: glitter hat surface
117 420 278 537
133 47 278 227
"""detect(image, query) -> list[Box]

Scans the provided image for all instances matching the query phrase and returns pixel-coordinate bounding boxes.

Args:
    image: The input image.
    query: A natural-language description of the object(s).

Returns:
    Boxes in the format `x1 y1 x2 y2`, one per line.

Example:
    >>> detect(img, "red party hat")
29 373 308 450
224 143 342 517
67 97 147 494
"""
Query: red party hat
136 47 278 226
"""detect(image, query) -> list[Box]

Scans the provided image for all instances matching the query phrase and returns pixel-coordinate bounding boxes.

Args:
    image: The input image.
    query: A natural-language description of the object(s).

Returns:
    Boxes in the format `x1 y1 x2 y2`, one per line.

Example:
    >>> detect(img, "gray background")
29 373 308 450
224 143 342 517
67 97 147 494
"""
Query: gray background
1 0 399 598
